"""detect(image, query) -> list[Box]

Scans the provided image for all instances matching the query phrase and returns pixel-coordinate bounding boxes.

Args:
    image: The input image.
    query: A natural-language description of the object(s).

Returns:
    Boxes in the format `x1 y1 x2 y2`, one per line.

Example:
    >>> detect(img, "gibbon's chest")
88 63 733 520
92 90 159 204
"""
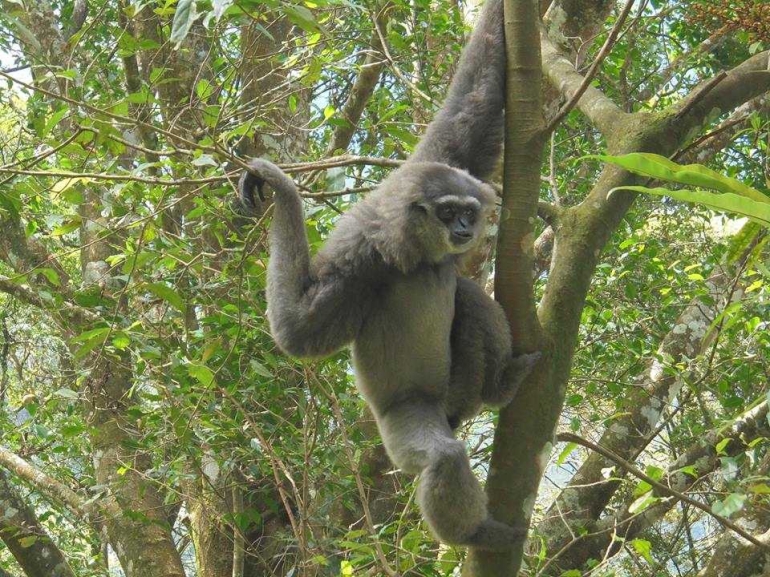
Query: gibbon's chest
352 265 456 408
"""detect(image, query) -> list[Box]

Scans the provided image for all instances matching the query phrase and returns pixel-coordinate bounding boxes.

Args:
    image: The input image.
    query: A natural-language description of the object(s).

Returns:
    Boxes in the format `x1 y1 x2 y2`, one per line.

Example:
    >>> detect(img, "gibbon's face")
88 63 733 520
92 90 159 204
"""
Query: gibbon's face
412 192 489 257
401 163 495 260
433 195 483 251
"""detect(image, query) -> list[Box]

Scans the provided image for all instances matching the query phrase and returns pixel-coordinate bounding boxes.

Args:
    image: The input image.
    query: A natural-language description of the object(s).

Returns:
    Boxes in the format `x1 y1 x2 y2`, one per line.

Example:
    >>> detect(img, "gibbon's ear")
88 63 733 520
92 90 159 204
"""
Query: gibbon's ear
411 201 429 215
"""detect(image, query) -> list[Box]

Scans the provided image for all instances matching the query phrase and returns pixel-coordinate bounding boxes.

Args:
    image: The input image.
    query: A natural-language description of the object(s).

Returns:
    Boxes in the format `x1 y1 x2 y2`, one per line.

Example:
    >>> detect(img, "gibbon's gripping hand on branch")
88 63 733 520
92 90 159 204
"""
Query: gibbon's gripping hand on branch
238 0 541 551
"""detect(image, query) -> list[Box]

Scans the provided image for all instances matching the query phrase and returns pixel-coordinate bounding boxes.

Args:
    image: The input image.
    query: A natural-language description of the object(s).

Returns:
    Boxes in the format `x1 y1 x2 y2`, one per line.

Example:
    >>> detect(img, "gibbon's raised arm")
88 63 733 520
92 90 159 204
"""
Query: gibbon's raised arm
410 0 505 179
239 159 372 358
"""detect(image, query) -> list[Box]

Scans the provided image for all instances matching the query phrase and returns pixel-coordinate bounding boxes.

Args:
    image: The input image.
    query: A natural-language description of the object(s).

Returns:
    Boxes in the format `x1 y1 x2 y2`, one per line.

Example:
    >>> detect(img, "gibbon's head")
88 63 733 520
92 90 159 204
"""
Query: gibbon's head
357 162 497 271
404 162 496 259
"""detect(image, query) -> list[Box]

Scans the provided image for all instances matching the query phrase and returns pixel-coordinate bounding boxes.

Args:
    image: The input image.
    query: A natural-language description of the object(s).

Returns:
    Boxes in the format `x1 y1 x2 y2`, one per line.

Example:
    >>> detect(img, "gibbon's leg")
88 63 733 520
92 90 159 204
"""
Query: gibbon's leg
448 278 540 422
410 0 505 180
378 398 526 550
239 159 368 358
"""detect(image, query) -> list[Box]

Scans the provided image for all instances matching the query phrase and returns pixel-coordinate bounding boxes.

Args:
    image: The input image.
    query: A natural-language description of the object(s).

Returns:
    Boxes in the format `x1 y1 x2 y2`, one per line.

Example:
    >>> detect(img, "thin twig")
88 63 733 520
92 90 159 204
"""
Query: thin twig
544 0 637 134
674 71 728 119
557 432 770 551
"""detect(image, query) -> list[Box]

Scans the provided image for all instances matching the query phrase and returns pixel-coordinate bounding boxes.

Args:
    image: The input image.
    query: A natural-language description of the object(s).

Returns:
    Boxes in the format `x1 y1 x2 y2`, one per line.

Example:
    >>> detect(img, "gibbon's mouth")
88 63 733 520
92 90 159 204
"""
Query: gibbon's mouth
451 231 474 245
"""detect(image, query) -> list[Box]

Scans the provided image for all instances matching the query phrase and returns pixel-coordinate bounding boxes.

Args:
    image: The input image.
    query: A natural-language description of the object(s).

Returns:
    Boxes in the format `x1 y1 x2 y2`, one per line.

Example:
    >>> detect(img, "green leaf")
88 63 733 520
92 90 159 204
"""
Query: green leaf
51 218 82 237
597 152 768 202
628 492 657 514
608 186 770 228
195 79 214 100
38 267 61 286
715 437 731 455
556 442 577 465
43 107 69 137
19 535 38 548
712 493 746 517
170 0 197 47
72 326 111 359
283 4 323 33
249 359 274 379
630 538 654 564
188 363 215 387
112 333 131 350
53 388 79 400
146 282 186 313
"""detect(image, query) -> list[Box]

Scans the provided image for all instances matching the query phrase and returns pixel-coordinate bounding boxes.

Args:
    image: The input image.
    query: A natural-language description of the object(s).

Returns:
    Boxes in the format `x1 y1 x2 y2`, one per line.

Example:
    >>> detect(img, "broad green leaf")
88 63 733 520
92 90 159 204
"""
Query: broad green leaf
628 492 657 514
146 282 186 313
631 538 654 564
53 388 79 400
42 107 69 137
712 493 746 517
170 0 196 47
19 535 37 548
283 4 323 33
72 326 111 359
51 218 82 236
715 437 731 455
249 359 273 379
609 186 770 227
556 442 577 465
188 363 215 387
598 153 768 202
112 333 131 350
37 267 61 286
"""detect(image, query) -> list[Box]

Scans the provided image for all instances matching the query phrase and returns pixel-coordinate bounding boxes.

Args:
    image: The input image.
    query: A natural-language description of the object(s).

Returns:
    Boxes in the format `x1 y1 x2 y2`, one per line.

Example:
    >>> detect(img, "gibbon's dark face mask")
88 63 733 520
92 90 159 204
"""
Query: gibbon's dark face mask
435 201 479 247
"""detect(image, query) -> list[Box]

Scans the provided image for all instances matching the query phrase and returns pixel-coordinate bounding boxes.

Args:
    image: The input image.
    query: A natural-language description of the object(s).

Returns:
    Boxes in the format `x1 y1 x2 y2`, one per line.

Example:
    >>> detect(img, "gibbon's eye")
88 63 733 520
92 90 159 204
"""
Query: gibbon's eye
462 208 476 223
436 205 455 222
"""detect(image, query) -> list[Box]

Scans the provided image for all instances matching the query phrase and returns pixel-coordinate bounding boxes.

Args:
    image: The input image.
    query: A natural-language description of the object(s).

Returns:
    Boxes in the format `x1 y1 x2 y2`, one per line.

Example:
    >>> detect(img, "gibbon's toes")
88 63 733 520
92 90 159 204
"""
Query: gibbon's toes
463 517 528 551
518 351 542 373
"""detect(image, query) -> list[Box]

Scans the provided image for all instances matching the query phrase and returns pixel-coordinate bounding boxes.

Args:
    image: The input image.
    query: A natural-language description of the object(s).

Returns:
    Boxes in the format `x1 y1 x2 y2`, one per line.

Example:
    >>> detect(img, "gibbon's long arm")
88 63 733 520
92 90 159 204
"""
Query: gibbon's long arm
410 0 505 179
239 159 370 358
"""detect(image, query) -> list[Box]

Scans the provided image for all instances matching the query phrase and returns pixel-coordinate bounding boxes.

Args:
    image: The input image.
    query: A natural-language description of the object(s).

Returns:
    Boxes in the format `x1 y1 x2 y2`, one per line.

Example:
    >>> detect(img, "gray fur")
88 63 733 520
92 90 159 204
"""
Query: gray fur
239 0 540 550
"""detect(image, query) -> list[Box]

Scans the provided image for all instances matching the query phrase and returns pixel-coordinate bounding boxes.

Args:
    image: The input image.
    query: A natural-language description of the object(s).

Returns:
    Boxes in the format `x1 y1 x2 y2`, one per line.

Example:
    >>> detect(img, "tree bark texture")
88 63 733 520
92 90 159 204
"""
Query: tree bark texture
0 471 76 577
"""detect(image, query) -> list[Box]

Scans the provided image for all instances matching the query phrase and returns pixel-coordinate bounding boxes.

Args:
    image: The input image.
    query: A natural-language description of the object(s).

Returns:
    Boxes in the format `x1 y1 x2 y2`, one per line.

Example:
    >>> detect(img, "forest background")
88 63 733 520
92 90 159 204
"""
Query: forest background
0 0 768 575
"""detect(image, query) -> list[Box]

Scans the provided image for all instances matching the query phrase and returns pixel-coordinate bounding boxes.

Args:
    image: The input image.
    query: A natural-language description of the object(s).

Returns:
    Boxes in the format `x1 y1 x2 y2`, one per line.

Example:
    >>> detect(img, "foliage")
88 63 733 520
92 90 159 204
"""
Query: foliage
601 152 770 227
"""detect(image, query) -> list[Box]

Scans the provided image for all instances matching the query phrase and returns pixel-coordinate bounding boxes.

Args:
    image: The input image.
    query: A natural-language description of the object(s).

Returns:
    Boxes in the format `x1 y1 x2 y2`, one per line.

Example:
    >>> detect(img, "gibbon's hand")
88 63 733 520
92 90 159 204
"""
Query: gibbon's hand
238 158 299 212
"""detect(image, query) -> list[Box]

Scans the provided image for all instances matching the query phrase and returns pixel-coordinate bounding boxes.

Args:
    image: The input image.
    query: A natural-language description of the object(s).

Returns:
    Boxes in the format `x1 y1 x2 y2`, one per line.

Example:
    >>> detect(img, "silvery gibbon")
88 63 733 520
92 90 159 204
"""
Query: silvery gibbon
238 0 540 550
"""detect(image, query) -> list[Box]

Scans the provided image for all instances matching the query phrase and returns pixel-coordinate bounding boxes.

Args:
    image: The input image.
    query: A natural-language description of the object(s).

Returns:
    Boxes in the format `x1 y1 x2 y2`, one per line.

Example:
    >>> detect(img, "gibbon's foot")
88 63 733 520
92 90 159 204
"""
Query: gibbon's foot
463 517 528 551
483 351 542 407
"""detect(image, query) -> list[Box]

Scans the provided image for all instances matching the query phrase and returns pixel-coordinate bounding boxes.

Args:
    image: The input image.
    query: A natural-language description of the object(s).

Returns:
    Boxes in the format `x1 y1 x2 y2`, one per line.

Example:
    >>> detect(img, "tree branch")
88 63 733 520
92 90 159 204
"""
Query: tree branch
325 5 390 155
670 51 770 137
0 277 99 325
543 0 636 134
0 446 96 523
557 431 770 551
540 29 626 138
